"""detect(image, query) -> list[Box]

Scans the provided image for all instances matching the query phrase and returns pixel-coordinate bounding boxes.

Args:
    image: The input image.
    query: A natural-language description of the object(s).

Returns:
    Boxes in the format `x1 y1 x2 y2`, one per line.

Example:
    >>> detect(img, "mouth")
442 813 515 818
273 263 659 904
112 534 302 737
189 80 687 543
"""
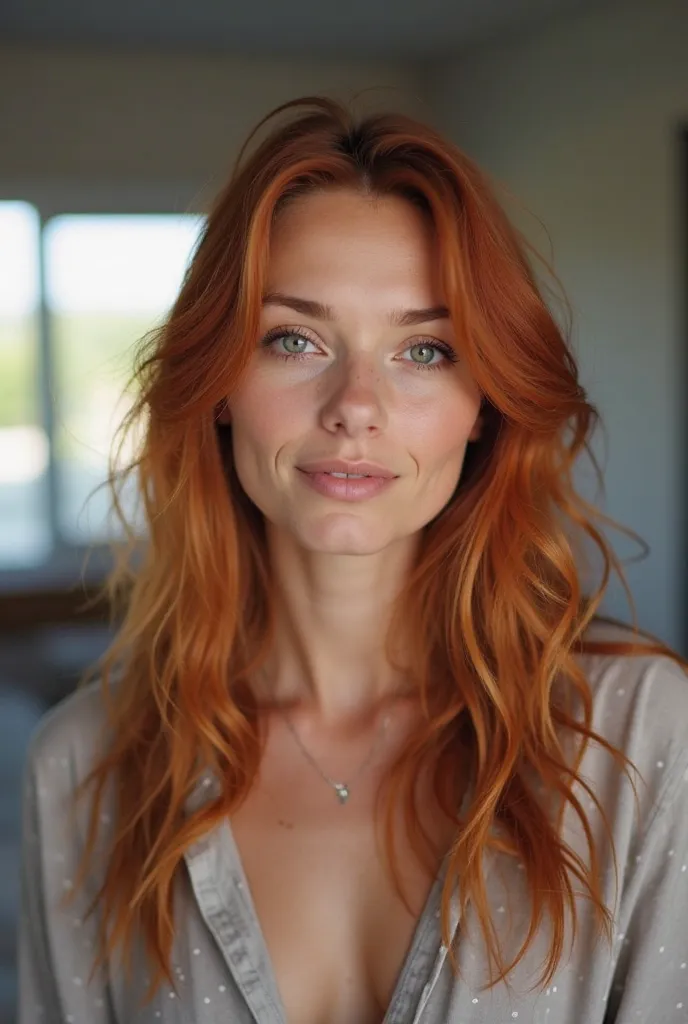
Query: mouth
296 460 397 480
322 471 373 479
295 462 398 502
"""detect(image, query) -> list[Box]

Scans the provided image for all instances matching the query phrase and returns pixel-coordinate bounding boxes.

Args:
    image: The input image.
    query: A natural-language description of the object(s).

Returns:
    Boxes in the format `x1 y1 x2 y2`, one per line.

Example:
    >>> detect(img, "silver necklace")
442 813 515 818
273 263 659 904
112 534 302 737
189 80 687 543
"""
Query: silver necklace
279 708 391 804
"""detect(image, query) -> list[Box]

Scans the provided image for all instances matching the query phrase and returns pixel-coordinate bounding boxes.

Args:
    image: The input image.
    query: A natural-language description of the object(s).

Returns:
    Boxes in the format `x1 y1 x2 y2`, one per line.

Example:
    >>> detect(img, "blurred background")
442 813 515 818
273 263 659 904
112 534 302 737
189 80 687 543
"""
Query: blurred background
0 0 686 1017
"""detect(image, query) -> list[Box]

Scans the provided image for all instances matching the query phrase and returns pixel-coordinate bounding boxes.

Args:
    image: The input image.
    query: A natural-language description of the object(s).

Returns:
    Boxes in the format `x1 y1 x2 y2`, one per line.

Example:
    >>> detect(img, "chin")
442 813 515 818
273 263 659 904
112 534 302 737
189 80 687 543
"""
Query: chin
297 517 398 556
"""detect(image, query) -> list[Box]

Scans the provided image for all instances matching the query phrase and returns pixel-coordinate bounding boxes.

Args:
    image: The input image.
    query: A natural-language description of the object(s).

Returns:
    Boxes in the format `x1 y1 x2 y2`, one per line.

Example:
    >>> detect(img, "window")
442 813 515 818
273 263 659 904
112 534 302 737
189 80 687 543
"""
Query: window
0 202 49 567
0 204 205 574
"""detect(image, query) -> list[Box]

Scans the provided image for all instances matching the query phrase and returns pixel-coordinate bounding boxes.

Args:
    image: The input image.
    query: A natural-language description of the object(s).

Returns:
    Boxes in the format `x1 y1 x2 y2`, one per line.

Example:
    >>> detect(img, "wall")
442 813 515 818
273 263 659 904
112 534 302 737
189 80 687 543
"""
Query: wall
427 0 688 653
0 46 427 212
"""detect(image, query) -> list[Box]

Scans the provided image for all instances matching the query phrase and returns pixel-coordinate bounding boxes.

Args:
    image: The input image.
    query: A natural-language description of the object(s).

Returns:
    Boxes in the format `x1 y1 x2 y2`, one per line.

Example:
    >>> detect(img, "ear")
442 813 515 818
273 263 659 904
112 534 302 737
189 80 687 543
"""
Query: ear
216 399 231 425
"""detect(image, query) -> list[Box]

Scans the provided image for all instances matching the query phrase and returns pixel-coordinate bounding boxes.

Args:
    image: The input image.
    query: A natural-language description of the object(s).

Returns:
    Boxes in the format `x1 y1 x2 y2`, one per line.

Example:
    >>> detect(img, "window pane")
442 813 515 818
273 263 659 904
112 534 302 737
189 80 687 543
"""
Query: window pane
0 202 50 567
44 214 205 545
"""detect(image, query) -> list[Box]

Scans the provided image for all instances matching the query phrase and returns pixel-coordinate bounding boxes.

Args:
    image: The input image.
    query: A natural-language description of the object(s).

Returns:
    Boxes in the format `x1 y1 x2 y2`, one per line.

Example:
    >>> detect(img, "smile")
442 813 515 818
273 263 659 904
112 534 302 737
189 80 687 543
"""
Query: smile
296 468 397 502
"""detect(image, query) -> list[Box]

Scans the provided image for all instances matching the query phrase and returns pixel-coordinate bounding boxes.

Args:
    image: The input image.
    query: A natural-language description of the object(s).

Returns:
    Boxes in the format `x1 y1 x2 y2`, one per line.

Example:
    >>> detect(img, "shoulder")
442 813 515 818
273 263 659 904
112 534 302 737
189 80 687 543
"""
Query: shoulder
24 677 111 791
576 620 688 747
20 678 120 880
573 619 688 819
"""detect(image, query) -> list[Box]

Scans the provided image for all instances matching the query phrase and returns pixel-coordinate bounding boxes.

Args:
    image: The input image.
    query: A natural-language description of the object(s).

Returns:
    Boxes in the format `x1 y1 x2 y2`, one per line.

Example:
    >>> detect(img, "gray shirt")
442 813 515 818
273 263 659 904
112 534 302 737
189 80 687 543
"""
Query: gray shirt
17 621 688 1023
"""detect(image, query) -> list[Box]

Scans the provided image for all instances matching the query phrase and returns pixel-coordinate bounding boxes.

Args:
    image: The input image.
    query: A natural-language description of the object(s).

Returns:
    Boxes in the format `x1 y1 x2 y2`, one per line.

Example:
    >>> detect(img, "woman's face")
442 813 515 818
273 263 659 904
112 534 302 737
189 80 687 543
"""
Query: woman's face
223 187 483 556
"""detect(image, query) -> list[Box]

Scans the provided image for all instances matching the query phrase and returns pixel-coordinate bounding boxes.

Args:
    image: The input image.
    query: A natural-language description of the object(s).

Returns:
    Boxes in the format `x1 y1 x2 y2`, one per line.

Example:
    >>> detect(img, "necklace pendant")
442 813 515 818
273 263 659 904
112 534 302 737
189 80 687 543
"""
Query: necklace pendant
334 783 350 804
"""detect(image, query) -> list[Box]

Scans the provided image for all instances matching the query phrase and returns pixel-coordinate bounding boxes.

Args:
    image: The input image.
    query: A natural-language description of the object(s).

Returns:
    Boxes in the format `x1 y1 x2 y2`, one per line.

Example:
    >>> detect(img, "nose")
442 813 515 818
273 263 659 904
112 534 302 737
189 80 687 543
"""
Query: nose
318 353 389 439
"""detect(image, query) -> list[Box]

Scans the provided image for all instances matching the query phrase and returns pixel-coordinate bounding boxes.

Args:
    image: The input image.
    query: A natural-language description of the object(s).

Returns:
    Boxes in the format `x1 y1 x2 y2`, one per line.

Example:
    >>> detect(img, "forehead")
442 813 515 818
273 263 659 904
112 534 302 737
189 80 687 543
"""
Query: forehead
266 188 443 306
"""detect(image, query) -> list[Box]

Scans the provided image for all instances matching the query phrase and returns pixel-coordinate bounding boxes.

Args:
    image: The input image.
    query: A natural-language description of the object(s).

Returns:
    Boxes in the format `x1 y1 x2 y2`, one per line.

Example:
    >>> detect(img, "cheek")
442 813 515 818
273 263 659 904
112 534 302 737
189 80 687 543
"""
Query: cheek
228 378 315 514
230 376 307 456
400 390 479 466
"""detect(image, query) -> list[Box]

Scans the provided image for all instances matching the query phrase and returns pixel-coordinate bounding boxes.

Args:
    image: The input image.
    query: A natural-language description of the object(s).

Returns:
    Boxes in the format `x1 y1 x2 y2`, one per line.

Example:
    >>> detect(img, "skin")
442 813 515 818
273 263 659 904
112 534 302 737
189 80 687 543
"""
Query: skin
220 186 483 727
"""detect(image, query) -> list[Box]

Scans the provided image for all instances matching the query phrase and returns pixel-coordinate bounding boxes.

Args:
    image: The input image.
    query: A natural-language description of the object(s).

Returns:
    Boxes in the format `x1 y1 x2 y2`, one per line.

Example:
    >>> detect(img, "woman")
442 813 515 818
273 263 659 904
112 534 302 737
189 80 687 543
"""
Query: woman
18 96 688 1024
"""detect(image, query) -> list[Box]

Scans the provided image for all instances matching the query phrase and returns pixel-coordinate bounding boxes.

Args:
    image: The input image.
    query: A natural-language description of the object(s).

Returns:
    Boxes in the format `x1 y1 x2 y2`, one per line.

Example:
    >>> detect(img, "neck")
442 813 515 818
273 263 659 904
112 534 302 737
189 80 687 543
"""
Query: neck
254 525 419 724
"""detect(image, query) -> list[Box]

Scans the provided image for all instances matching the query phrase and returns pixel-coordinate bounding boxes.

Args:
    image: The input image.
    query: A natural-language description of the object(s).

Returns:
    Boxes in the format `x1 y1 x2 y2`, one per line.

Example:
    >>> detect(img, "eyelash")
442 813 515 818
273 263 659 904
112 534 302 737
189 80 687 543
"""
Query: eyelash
259 326 458 372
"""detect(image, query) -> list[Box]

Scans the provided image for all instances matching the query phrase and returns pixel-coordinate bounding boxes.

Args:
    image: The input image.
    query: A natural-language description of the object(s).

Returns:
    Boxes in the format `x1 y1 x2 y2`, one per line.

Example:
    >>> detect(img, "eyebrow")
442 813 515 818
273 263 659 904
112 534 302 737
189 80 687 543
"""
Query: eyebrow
262 291 450 328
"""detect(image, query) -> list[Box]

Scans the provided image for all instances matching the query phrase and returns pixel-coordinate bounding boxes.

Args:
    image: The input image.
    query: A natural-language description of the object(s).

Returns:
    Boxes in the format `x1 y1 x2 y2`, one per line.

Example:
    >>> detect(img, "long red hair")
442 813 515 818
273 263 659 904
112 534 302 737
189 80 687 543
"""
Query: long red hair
67 95 688 1003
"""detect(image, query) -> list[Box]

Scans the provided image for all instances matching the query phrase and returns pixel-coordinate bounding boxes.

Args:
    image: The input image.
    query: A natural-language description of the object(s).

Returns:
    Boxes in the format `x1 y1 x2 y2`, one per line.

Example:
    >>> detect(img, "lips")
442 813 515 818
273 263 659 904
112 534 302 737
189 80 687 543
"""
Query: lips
297 459 397 479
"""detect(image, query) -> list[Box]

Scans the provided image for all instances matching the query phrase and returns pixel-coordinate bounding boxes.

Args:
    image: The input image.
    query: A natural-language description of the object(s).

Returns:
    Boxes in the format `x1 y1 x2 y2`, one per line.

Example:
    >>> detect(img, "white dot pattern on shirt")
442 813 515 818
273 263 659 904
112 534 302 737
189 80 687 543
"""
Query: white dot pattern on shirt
27 668 688 1024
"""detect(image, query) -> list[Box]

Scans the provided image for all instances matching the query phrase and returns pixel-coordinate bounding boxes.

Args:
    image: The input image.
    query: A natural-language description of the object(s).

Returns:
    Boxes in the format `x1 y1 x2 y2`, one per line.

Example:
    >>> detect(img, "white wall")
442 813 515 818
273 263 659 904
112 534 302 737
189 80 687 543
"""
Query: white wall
427 0 688 653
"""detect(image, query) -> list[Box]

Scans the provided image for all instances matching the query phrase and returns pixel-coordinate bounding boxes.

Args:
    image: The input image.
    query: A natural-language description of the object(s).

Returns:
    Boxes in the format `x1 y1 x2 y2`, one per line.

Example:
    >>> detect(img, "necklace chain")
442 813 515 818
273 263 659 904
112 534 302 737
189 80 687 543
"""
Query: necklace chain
279 708 391 804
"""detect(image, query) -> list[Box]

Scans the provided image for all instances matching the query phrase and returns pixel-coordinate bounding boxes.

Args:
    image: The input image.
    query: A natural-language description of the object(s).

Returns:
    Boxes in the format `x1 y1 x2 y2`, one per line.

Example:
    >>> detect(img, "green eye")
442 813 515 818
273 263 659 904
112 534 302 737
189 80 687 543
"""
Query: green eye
409 344 437 365
281 334 309 354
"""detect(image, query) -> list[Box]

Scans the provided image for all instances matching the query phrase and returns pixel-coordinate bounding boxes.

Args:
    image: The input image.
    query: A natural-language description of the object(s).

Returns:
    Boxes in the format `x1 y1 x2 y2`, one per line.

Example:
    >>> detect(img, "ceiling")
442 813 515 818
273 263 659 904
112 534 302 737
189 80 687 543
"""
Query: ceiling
0 0 604 59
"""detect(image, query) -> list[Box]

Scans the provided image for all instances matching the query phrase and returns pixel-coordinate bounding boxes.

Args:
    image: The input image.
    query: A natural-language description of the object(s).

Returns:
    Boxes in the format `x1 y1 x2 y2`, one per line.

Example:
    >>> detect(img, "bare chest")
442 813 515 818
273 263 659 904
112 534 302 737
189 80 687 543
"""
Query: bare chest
229 756 453 1024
